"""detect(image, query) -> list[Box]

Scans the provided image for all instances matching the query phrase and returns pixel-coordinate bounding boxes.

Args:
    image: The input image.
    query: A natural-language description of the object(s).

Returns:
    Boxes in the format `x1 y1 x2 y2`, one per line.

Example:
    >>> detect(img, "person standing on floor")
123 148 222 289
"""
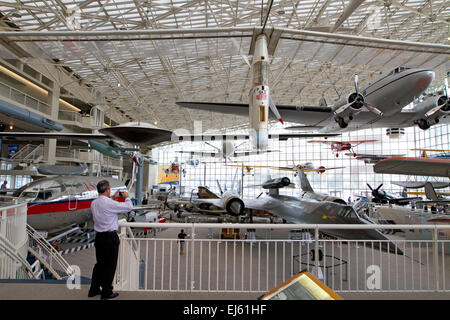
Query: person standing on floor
177 229 188 255
88 180 133 300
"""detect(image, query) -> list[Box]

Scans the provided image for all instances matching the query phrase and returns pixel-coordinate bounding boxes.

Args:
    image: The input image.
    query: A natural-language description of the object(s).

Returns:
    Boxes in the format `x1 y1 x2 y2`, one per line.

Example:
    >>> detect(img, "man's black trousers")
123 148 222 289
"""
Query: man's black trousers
90 231 120 297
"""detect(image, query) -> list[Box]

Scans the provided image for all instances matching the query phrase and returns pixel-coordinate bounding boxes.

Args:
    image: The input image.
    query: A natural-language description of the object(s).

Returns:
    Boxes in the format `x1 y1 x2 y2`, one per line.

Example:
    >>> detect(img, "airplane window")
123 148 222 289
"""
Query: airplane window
19 191 39 201
338 207 359 219
36 190 53 201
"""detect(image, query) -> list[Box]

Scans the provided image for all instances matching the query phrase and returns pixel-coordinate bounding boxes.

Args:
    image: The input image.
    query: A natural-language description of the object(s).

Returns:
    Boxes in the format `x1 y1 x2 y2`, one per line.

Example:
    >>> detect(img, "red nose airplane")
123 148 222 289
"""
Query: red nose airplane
308 140 377 157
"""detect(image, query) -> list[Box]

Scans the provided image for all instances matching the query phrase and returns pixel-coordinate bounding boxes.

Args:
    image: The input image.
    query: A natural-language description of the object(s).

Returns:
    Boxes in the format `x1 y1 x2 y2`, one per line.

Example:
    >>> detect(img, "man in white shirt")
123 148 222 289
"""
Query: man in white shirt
88 180 133 300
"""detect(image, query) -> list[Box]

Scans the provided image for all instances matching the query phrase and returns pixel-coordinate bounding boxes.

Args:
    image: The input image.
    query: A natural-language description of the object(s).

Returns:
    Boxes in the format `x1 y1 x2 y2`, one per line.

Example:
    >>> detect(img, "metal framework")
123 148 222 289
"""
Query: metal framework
0 0 448 132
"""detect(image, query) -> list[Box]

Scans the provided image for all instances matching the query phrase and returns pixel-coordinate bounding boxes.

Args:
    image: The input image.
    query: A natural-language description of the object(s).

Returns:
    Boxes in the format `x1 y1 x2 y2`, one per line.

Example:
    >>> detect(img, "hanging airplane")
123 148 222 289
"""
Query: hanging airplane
411 148 450 159
174 132 339 162
307 139 377 157
346 152 405 164
175 140 277 162
0 122 338 153
36 163 89 176
177 66 439 134
0 98 64 132
163 157 182 176
373 156 450 178
225 162 343 175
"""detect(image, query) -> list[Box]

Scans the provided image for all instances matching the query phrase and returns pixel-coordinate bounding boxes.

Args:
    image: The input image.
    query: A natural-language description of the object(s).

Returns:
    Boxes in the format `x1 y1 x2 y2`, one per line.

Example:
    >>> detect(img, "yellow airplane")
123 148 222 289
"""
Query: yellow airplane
225 162 344 175
411 148 450 158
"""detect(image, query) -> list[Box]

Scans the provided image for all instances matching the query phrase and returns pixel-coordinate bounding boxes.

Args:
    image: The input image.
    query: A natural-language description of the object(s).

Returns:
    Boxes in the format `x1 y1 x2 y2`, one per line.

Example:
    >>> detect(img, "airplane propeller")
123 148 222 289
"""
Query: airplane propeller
354 73 384 116
424 78 450 118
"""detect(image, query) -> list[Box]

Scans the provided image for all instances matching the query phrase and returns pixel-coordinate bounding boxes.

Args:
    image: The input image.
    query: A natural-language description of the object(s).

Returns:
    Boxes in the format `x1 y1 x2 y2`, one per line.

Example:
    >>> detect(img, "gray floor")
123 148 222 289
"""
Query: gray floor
0 283 449 300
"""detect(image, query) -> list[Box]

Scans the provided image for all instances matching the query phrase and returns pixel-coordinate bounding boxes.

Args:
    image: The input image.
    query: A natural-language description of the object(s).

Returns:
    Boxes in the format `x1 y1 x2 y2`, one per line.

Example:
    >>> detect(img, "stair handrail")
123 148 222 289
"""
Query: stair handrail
10 144 37 160
0 232 38 279
26 224 75 279
24 144 44 162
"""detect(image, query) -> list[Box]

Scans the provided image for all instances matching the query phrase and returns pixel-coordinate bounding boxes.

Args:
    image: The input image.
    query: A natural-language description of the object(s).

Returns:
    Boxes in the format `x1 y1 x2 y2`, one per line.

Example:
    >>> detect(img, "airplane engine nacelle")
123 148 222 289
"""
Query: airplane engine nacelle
220 193 245 215
262 177 291 189
332 92 365 128
413 95 449 130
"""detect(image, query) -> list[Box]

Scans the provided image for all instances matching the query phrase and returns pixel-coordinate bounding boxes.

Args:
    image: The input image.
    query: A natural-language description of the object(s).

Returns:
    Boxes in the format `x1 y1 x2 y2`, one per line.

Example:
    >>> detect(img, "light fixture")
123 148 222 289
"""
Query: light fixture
118 83 121 87
9 124 13 130
0 65 81 112
154 121 158 125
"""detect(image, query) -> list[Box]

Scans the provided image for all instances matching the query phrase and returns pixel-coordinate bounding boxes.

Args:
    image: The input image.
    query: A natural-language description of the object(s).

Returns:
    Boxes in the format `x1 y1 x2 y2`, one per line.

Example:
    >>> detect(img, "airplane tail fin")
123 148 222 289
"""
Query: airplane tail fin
297 169 314 192
424 182 439 201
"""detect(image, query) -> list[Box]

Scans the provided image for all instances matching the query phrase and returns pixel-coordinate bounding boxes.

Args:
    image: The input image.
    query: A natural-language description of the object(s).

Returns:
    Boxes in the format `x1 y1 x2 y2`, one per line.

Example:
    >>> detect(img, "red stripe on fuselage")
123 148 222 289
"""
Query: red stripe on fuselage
27 199 94 215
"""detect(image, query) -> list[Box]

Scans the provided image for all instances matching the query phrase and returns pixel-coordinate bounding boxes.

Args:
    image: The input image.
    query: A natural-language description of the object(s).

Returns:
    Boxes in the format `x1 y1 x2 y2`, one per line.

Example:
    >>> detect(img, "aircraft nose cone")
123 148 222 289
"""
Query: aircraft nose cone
417 70 435 90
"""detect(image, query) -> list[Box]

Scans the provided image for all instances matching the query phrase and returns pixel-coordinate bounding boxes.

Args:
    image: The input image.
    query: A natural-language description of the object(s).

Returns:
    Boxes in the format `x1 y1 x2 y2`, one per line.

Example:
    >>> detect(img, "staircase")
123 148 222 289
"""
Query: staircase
0 232 42 279
26 225 75 280
11 144 44 163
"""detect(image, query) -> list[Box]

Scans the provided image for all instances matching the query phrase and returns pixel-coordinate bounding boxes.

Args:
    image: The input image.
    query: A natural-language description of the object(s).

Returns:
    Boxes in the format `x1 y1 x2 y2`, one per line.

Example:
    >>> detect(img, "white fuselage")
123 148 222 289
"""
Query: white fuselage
249 34 270 150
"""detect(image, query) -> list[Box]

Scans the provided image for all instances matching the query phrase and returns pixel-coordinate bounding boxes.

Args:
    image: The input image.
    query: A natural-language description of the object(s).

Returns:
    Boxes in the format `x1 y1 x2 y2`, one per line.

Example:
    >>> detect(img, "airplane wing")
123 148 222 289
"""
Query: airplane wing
174 133 339 142
176 102 333 125
0 132 110 140
232 150 279 157
347 140 378 144
348 153 404 160
374 157 450 178
307 140 340 144
391 181 450 189
175 150 220 157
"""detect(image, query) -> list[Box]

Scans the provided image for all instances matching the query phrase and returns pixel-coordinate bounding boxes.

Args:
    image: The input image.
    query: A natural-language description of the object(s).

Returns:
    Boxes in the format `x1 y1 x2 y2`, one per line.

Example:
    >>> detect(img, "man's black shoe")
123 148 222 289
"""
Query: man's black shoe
88 289 102 298
101 292 119 300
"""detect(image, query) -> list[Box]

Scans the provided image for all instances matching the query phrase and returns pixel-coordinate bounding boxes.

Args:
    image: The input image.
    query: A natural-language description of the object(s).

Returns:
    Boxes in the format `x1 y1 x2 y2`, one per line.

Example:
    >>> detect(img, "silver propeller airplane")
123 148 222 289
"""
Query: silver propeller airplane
177 66 443 133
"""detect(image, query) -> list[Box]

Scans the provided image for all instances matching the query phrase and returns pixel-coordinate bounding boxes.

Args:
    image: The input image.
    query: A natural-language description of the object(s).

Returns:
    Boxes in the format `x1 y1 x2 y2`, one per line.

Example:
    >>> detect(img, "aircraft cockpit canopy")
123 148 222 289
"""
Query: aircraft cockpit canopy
13 179 68 202
394 66 410 74
338 206 360 220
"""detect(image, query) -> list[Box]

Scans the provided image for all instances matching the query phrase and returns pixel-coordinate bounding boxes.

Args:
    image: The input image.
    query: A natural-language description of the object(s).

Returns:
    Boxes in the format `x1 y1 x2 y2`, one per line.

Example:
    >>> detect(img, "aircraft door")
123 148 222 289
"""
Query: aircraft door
64 182 78 211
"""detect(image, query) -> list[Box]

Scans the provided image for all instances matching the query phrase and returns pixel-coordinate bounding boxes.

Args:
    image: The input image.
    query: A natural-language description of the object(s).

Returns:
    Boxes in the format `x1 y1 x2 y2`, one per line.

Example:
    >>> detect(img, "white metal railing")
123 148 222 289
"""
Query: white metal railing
56 147 80 159
103 155 123 168
11 144 43 163
58 109 82 123
26 224 74 280
115 221 450 293
0 201 40 279
0 80 51 115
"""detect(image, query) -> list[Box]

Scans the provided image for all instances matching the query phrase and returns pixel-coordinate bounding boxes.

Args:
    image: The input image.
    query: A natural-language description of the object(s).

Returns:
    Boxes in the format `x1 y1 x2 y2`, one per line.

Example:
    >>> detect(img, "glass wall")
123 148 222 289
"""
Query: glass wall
154 123 450 201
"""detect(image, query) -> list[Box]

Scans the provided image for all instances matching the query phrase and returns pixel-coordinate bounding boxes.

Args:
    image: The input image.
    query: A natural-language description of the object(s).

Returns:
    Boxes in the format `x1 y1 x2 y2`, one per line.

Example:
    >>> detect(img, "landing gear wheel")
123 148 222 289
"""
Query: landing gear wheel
310 249 324 262
337 117 348 129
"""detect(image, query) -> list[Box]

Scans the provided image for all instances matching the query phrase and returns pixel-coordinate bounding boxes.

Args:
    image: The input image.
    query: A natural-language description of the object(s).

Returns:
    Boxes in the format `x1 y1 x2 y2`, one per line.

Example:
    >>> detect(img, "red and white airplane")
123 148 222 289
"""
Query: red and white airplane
308 140 377 157
12 176 164 232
